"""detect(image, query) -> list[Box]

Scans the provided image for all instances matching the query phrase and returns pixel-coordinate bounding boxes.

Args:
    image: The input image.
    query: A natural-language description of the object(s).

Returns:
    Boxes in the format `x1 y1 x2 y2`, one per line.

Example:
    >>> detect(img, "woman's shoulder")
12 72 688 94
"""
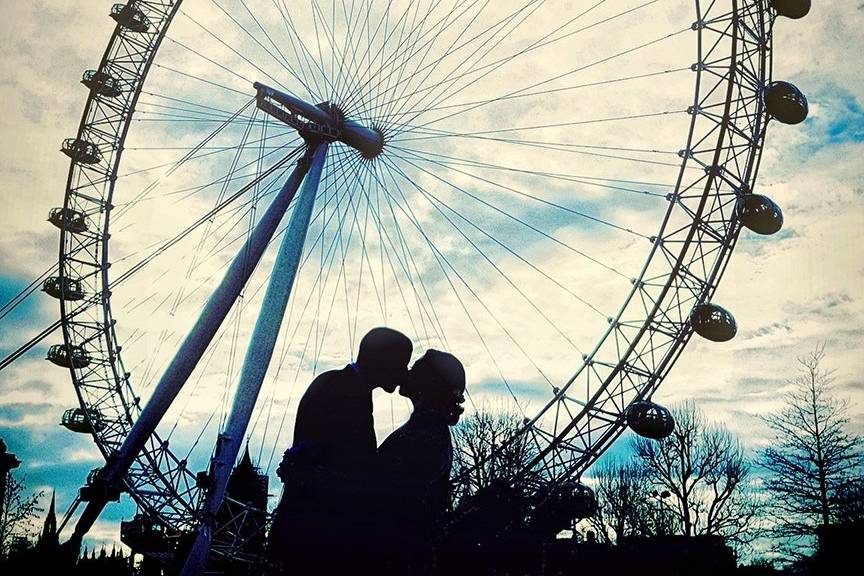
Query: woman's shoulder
378 421 451 466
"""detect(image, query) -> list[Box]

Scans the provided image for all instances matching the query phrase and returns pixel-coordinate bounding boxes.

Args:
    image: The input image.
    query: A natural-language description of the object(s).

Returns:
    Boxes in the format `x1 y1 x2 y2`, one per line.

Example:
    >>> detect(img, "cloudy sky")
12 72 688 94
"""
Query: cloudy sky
1 0 862 553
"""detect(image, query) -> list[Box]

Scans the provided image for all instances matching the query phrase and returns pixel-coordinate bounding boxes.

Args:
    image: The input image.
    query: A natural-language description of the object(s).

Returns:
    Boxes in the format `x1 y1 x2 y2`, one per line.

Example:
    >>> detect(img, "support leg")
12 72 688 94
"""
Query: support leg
66 152 312 549
179 143 329 576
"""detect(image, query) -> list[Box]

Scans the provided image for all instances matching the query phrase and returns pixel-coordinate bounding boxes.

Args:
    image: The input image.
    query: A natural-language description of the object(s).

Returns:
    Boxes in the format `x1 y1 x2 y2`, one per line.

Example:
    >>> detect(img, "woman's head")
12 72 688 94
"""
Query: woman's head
402 349 466 425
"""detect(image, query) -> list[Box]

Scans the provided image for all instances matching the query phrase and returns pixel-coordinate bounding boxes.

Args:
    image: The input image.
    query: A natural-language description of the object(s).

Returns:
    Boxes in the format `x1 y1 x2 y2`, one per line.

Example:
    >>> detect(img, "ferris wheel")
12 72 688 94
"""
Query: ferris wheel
17 0 812 571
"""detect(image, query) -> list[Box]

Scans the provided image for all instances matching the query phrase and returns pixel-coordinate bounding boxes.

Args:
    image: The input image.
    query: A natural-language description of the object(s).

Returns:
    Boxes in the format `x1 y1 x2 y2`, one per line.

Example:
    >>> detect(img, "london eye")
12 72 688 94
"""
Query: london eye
0 0 811 572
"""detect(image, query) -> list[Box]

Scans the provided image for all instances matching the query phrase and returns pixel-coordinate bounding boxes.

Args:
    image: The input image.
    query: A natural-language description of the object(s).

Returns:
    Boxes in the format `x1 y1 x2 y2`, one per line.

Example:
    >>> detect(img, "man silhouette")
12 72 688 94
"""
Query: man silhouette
267 327 412 574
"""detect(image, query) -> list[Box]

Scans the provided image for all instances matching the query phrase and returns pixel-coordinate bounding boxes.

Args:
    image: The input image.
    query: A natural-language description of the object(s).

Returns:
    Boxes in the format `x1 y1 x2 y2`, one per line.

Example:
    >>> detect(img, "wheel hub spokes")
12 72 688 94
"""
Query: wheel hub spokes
254 82 384 159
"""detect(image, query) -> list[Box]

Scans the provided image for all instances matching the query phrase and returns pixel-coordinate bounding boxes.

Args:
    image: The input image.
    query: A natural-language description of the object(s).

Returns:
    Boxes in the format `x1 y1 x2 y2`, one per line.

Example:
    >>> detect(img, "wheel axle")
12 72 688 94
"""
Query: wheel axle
253 82 384 159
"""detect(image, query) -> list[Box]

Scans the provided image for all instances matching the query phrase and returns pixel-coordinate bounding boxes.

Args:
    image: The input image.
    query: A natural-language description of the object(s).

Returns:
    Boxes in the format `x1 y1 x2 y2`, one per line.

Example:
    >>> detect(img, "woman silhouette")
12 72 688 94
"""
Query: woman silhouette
376 349 466 575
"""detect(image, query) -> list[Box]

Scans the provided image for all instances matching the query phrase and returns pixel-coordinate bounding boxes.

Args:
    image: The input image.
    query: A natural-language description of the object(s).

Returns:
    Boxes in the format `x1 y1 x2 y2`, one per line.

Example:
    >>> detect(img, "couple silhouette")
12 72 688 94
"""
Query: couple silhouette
266 327 466 575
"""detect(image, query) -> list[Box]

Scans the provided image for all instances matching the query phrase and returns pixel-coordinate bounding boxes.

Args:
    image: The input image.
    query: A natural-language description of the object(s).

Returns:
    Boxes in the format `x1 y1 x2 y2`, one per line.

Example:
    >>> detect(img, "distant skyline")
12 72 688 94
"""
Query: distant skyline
1 0 862 554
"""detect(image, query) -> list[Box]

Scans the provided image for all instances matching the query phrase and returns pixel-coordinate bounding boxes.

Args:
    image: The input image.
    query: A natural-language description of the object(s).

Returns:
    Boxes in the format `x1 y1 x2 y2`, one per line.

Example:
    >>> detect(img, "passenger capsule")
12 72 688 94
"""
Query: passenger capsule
121 514 169 553
625 400 675 440
47 344 91 369
61 138 102 165
765 81 809 125
530 482 597 535
86 467 102 486
82 70 122 98
689 303 737 342
48 207 89 233
769 0 811 19
80 468 101 501
110 4 151 32
80 466 121 503
42 276 85 301
61 408 104 433
736 194 784 235
566 482 597 519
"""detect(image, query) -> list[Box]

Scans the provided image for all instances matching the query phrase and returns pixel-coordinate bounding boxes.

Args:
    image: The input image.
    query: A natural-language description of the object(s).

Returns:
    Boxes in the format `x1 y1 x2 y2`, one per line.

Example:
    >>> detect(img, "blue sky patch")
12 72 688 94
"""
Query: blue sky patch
0 273 55 356
823 89 864 144
799 86 864 152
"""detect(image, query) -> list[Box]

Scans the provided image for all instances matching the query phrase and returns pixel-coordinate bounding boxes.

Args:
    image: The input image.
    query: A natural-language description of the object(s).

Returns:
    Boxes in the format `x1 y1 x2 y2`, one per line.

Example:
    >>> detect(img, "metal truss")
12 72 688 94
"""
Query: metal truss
58 0 202 534
455 0 774 488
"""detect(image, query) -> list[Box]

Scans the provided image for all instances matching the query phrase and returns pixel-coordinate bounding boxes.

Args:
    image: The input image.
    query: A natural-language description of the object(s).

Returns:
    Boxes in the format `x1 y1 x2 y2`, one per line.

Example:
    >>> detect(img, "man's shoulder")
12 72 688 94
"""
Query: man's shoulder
302 366 360 399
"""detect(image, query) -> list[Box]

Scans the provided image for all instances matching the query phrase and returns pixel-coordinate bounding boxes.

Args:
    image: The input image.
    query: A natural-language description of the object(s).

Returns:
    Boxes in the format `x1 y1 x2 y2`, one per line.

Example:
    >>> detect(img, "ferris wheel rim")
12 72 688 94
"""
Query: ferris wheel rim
503 0 772 485
53 0 777 544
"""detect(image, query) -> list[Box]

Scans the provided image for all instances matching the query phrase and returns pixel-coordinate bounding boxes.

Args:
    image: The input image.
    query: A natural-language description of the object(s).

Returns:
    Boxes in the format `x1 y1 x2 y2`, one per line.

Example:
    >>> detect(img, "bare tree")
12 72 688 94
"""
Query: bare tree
758 345 863 541
0 471 43 557
633 401 761 546
587 456 653 542
834 477 864 525
451 406 538 504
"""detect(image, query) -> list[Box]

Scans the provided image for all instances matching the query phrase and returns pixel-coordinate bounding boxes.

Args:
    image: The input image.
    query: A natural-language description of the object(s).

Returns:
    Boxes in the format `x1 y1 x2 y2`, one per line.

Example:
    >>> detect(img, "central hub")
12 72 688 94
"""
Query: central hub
253 82 384 159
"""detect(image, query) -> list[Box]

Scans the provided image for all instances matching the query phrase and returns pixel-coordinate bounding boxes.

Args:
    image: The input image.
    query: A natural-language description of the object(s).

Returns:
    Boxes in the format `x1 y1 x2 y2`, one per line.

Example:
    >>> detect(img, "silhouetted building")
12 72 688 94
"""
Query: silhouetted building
437 532 738 576
211 447 269 575
36 491 60 552
2 490 75 572
76 544 134 576
227 448 269 513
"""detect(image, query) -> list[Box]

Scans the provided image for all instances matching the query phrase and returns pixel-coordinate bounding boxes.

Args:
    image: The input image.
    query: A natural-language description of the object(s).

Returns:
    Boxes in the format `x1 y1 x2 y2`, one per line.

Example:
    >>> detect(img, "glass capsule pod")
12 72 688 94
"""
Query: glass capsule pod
48 207 89 233
689 303 737 342
86 467 102 486
46 344 91 368
80 467 121 503
736 194 784 235
530 481 598 535
769 0 811 19
42 276 86 301
110 4 151 33
559 482 598 519
81 69 122 98
60 408 104 433
455 478 528 538
625 400 675 440
765 81 809 125
61 138 102 165
120 514 171 554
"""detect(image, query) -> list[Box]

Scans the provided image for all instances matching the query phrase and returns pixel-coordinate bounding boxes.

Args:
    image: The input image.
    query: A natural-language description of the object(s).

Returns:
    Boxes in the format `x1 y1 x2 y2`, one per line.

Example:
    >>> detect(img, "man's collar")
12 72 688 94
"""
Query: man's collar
349 362 373 390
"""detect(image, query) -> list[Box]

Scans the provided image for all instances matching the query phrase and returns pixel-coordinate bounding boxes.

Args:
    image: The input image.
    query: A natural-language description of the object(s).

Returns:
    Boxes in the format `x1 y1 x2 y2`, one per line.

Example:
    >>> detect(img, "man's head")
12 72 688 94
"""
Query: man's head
401 349 466 425
356 327 413 393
